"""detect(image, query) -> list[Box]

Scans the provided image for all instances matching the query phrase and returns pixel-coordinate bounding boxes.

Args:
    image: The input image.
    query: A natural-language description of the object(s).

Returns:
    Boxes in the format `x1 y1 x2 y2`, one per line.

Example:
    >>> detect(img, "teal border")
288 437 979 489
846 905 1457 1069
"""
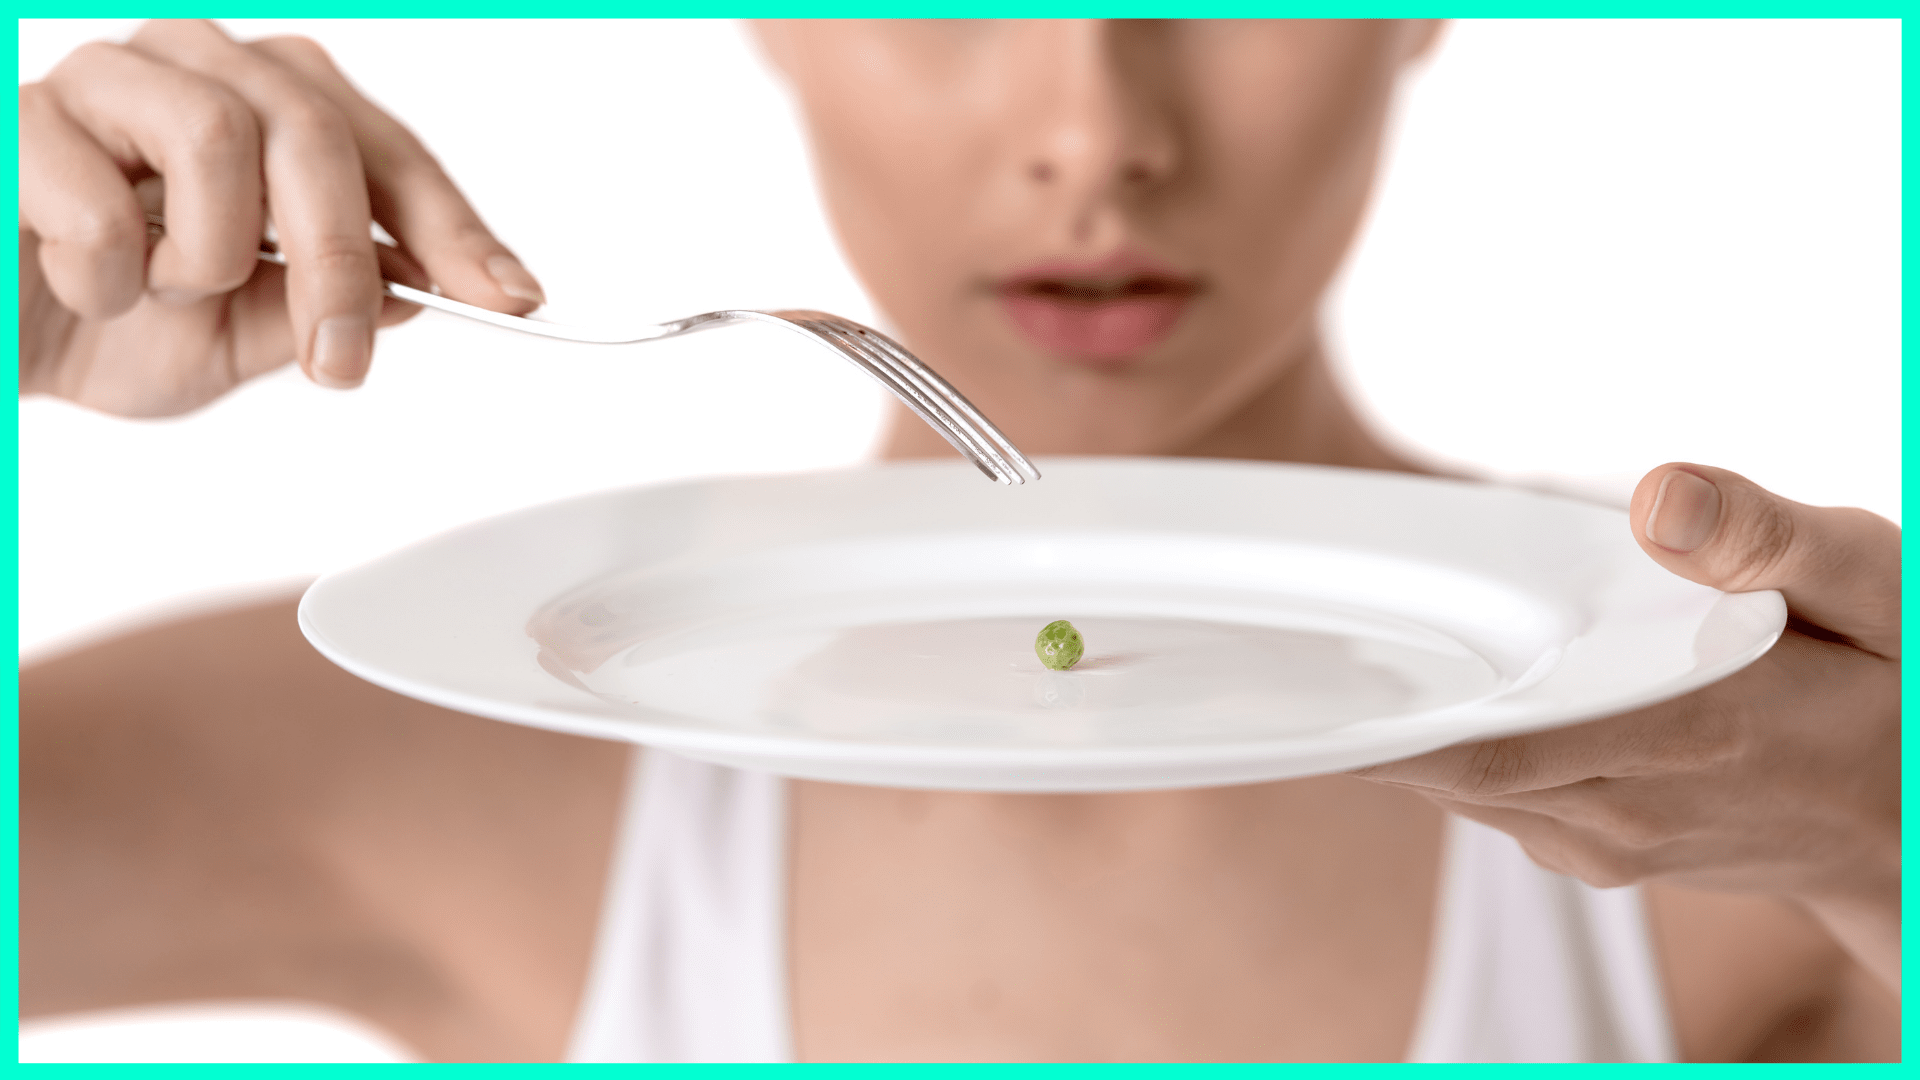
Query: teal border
7 6 1913 14
8 14 1910 1067
1901 4 1912 1063
6 14 20 1069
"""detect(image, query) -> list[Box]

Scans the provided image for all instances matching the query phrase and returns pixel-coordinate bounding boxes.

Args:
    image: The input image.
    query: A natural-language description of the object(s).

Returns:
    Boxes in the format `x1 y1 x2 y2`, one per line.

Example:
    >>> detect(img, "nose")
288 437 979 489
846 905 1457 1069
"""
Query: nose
1021 21 1179 237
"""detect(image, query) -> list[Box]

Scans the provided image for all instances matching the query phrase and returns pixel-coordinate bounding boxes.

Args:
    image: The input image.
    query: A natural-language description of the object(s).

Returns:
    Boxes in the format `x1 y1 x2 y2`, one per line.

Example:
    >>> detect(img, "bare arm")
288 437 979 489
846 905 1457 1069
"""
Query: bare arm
1649 884 1898 1062
20 594 628 1061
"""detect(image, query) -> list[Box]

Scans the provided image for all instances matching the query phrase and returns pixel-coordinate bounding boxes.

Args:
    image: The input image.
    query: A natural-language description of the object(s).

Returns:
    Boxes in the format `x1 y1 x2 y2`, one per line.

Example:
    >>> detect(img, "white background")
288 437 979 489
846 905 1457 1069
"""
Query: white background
17 18 1901 1063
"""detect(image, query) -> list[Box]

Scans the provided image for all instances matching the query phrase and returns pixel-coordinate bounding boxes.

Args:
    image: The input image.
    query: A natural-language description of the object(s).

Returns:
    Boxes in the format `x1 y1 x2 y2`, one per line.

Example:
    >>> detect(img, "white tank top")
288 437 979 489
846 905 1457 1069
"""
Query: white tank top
567 749 1677 1063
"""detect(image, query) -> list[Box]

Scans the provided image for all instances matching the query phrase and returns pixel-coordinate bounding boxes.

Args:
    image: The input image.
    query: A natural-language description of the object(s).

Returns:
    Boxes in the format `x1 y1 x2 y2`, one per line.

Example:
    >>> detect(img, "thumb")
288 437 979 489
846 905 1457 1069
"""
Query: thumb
1631 463 1900 659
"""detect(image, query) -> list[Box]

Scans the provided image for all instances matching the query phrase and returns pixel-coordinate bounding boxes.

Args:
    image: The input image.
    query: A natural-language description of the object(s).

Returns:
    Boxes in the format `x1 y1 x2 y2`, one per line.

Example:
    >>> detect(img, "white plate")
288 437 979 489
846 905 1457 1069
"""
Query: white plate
299 458 1786 792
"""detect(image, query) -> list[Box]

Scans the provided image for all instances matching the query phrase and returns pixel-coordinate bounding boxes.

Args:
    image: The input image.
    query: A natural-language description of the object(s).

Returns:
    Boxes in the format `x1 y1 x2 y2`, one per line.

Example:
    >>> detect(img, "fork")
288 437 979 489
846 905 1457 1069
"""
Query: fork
145 215 1040 485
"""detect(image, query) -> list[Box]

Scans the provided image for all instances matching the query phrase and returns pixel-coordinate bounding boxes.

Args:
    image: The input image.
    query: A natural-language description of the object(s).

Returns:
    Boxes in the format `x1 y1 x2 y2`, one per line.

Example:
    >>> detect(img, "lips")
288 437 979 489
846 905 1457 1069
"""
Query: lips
996 253 1198 364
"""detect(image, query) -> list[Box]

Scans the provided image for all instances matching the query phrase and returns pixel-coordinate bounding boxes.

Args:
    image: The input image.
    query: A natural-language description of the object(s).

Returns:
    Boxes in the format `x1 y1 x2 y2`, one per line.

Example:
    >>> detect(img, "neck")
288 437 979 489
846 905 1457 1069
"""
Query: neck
878 330 1428 473
1162 335 1424 471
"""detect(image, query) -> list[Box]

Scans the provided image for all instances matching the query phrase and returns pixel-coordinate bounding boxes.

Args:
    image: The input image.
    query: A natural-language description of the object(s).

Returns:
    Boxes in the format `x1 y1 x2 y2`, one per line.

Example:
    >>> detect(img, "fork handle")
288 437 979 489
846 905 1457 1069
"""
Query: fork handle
140 214 650 345
249 243 664 346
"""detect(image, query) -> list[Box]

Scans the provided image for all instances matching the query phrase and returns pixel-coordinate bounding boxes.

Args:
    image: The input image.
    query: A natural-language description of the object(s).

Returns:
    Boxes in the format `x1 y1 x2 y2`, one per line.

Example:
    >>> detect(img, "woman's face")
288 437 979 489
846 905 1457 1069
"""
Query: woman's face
756 19 1437 458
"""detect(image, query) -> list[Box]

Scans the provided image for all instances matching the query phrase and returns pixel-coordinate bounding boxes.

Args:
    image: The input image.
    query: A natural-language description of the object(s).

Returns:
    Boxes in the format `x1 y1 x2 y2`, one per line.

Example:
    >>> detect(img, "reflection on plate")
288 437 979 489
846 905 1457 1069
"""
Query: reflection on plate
603 615 1501 746
300 458 1786 791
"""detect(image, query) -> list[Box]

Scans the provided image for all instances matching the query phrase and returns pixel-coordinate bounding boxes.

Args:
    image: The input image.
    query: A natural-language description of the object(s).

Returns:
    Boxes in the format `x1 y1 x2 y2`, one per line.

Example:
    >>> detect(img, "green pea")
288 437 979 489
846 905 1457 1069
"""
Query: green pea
1034 620 1084 671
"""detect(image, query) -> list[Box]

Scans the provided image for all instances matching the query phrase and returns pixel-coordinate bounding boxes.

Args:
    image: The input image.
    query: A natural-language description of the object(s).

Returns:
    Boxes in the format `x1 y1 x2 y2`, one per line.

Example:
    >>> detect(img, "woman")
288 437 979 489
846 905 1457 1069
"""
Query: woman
19 19 1899 1061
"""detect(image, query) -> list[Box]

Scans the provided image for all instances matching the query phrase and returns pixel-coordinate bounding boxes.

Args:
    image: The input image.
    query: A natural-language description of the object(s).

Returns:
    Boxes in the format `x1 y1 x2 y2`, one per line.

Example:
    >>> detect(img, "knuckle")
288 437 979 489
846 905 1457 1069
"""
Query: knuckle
133 17 219 43
258 34 338 71
16 82 64 141
1719 497 1796 590
275 89 353 146
170 89 258 162
1586 798 1670 850
44 42 134 96
1640 699 1744 774
126 19 231 64
60 204 145 254
1456 739 1531 797
55 40 134 77
300 236 381 281
1682 706 1745 769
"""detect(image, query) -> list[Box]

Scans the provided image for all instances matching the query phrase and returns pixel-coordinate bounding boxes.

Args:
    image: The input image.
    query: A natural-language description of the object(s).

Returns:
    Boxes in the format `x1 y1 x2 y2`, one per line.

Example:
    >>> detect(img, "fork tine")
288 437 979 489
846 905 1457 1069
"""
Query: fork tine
811 322 1024 485
800 320 1017 483
778 316 999 477
787 314 1034 484
841 322 1041 483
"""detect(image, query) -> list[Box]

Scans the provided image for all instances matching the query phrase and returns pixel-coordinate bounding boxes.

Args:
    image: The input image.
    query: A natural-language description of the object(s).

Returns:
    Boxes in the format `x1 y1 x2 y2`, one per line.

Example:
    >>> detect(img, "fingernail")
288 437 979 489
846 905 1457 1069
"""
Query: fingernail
1645 469 1721 553
486 254 546 305
311 315 372 389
